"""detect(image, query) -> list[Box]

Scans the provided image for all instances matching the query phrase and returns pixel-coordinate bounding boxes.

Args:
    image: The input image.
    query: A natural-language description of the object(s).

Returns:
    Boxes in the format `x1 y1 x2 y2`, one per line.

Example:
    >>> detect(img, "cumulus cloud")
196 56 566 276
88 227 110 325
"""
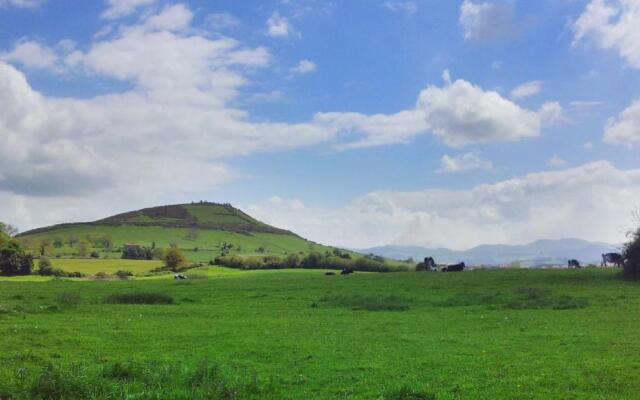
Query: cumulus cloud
383 1 417 15
266 12 293 37
289 59 316 76
548 155 568 168
247 161 640 249
439 152 493 173
0 4 335 205
101 0 156 19
604 100 640 147
573 0 640 68
510 80 543 98
0 41 59 70
207 12 241 30
459 0 517 41
0 0 44 8
317 74 563 149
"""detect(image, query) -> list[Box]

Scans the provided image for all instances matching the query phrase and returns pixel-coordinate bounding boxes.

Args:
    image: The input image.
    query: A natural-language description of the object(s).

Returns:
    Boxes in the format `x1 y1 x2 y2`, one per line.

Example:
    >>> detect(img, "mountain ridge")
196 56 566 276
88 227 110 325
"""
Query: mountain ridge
359 238 621 266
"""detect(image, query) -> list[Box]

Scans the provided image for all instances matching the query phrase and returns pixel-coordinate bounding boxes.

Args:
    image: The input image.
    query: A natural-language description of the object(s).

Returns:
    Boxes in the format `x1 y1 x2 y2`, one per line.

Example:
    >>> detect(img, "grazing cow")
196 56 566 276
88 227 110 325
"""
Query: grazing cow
601 253 623 268
568 259 581 268
325 272 336 276
424 257 436 271
443 262 465 272
340 268 354 275
174 273 188 280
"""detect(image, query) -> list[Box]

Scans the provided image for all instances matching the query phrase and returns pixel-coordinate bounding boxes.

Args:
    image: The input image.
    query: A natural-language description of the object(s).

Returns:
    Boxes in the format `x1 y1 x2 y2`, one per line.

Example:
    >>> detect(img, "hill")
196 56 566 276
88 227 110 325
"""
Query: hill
16 202 333 263
360 238 620 266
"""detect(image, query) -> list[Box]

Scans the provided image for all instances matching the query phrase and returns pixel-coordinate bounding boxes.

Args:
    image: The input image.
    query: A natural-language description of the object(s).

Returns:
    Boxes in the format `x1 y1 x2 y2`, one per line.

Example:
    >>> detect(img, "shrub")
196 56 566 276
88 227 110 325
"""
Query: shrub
115 270 133 279
0 240 33 276
93 271 111 280
163 248 187 271
90 251 100 259
623 226 640 278
104 292 174 304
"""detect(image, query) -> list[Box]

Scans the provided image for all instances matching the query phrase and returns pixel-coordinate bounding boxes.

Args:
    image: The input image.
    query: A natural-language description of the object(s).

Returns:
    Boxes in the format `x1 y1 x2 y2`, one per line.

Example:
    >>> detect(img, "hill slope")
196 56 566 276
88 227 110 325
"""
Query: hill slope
17 202 330 262
360 238 620 266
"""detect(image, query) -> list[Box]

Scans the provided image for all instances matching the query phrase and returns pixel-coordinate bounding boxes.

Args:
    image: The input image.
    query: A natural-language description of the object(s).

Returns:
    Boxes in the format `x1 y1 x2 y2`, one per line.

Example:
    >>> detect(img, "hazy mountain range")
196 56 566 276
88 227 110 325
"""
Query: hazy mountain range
359 238 621 266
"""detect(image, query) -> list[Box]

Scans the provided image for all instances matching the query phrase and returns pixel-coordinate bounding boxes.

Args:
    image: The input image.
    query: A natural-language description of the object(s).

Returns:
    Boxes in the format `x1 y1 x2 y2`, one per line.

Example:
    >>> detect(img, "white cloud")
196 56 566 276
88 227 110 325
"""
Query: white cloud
459 0 516 41
0 40 59 70
289 59 316 76
207 13 241 30
573 0 640 68
583 141 594 149
548 155 568 167
510 80 543 98
266 12 293 37
383 1 417 15
101 0 156 19
0 4 336 207
247 161 640 249
604 100 640 147
439 152 493 173
317 74 562 149
0 0 44 8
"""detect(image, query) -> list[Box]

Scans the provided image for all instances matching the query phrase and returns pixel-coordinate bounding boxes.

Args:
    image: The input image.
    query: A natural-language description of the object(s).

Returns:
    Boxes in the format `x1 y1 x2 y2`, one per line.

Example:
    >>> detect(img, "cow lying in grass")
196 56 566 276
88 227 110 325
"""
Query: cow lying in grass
174 274 188 280
442 262 465 272
340 268 354 275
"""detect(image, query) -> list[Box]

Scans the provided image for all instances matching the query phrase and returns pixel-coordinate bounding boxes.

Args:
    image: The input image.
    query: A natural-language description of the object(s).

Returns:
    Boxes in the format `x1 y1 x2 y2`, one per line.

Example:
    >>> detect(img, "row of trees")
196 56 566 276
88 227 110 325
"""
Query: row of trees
213 252 407 273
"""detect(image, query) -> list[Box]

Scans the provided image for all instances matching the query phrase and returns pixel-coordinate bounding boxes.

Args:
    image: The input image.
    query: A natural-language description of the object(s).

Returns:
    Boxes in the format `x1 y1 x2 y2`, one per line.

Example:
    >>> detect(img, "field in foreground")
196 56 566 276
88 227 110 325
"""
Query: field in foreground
0 268 639 399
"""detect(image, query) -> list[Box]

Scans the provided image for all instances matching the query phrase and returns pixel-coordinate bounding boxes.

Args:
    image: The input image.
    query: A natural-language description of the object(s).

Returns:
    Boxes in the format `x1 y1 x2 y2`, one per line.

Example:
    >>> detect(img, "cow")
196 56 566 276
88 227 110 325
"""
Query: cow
568 259 581 268
325 272 336 276
424 257 436 271
442 262 465 272
601 253 623 268
340 268 354 275
174 273 188 280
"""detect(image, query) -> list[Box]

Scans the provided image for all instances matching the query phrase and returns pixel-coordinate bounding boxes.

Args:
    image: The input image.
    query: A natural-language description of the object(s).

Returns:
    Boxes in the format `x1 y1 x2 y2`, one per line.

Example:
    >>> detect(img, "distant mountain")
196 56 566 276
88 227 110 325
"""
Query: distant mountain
359 238 621 266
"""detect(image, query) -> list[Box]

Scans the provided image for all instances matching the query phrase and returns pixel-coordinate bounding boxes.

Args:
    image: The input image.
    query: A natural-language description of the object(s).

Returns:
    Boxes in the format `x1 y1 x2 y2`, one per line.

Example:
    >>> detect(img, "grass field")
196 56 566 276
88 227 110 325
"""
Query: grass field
49 258 164 275
17 225 337 262
0 268 638 399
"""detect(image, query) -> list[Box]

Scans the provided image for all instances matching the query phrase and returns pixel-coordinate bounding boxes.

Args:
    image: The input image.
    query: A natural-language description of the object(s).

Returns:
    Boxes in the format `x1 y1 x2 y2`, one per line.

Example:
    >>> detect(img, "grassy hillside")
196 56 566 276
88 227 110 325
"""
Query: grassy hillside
0 268 638 398
15 202 337 264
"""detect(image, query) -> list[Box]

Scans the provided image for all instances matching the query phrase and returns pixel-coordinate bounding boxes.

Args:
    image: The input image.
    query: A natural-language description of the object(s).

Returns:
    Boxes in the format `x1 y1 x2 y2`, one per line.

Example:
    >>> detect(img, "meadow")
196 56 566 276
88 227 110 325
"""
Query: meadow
0 267 638 399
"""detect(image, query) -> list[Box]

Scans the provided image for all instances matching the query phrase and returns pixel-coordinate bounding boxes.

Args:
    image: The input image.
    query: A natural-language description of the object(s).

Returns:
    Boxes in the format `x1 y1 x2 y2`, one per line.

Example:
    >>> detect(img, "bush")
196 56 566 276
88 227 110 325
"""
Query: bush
163 248 187 271
623 226 640 278
93 271 111 280
115 270 133 279
0 240 33 276
104 292 174 304
90 251 100 258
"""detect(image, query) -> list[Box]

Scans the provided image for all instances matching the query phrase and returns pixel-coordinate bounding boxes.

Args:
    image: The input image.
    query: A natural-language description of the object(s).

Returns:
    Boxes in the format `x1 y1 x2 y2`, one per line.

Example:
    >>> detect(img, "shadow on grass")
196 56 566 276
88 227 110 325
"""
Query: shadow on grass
317 293 410 311
434 287 589 310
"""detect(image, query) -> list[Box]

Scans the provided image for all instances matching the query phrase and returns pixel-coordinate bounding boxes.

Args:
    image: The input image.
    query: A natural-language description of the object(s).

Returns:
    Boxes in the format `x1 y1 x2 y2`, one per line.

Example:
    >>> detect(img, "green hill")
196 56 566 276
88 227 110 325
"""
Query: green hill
16 202 333 264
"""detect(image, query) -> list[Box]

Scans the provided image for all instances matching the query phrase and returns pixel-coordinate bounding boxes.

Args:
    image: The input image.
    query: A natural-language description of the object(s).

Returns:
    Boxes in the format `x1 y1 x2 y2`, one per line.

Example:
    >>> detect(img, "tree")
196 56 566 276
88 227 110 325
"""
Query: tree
38 239 52 256
0 222 18 237
623 226 640 278
77 240 90 258
0 240 33 276
163 248 187 271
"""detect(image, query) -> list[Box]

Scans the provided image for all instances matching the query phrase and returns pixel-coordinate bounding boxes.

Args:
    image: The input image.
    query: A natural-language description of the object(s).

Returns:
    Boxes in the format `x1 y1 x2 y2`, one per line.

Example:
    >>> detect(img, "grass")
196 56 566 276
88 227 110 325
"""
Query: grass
104 292 174 304
0 268 639 399
50 258 163 275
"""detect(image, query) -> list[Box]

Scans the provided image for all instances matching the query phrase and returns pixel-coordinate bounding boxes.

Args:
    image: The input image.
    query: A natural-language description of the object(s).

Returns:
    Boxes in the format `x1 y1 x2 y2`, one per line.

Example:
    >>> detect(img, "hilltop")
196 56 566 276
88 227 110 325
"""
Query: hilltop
16 202 331 263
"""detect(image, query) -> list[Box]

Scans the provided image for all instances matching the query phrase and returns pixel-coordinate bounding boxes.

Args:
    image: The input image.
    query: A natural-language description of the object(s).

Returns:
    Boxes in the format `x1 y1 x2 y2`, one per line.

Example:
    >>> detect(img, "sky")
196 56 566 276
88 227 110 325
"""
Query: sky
0 0 639 250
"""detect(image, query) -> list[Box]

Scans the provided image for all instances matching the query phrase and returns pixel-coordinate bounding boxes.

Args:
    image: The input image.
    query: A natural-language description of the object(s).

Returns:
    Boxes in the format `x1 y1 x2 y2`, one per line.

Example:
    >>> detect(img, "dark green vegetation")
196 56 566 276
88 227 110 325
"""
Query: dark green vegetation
0 229 33 276
13 202 408 272
1 268 639 399
623 226 640 278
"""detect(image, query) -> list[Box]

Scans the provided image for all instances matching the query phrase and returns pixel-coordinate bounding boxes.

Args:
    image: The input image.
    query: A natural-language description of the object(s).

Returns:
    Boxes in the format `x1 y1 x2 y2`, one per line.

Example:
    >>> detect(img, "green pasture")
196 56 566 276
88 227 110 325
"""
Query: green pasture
1 268 638 399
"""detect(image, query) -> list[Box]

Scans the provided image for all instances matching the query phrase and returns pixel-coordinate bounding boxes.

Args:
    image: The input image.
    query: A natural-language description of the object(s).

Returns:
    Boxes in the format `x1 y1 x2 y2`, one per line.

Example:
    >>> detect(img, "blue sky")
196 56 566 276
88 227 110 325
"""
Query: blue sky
0 0 639 249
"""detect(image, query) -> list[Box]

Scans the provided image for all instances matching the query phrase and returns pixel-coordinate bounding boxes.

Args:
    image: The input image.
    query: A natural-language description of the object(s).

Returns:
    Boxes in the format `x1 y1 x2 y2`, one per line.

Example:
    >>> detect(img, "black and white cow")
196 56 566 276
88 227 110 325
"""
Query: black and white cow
601 253 623 268
174 273 188 280
442 262 465 272
568 259 581 268
424 257 436 271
